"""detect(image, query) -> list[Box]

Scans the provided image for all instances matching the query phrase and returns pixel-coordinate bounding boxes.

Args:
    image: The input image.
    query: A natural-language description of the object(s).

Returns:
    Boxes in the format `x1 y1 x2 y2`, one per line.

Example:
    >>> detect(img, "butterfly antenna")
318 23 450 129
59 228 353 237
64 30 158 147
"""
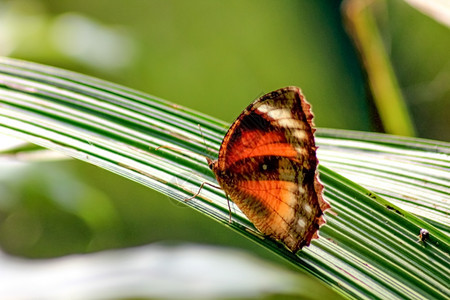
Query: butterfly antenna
154 145 180 152
155 125 210 160
155 144 205 160
154 126 222 203
197 124 210 156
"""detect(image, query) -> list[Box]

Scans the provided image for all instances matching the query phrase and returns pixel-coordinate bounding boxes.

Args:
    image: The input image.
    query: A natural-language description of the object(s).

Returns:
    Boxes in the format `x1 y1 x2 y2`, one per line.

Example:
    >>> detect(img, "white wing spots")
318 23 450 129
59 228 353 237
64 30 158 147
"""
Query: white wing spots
281 183 298 209
298 186 305 194
267 108 292 120
276 118 303 128
295 146 308 156
256 103 306 133
303 203 312 214
297 217 306 229
256 104 272 113
292 129 307 140
257 104 293 120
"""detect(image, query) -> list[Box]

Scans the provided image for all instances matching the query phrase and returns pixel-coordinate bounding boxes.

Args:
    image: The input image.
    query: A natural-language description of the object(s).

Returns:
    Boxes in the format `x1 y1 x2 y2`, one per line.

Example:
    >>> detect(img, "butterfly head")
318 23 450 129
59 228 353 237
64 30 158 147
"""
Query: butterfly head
206 157 223 179
206 157 216 169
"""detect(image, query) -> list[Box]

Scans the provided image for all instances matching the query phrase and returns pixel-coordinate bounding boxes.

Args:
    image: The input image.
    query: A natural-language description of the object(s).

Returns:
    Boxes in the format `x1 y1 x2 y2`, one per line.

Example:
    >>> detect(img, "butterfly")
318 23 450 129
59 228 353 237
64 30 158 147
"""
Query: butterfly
206 86 330 252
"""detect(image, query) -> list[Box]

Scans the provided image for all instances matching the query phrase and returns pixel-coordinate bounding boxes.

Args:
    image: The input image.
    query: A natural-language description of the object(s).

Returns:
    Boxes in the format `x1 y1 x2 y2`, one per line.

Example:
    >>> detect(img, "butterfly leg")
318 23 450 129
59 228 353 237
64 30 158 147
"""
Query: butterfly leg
226 193 232 224
185 181 221 201
184 182 206 201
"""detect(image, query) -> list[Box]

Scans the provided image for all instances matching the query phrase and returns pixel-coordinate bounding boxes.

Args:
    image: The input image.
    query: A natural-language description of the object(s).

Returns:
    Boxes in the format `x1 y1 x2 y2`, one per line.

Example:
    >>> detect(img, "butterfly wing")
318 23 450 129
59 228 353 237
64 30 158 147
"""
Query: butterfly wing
210 87 329 252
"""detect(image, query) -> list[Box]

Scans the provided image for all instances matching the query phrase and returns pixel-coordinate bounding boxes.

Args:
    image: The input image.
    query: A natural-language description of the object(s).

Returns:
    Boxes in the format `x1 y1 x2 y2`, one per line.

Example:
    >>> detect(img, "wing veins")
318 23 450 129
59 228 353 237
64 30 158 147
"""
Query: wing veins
236 181 297 210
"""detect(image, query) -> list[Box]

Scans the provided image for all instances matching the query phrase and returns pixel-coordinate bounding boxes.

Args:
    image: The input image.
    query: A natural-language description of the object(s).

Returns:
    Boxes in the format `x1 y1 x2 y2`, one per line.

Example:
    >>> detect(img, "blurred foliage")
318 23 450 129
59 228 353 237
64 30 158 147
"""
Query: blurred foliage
2 0 368 131
384 0 449 140
1 0 448 139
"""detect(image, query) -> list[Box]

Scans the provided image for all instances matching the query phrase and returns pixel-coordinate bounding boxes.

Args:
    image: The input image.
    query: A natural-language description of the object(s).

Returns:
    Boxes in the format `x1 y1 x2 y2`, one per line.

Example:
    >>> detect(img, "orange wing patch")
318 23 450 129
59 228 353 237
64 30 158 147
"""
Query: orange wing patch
234 179 321 250
224 130 298 167
239 180 297 214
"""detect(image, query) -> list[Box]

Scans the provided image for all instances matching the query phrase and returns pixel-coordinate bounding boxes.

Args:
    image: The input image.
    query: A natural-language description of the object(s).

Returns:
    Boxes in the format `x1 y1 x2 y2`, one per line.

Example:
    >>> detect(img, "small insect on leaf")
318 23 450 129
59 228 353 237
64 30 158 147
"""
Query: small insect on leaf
418 228 429 243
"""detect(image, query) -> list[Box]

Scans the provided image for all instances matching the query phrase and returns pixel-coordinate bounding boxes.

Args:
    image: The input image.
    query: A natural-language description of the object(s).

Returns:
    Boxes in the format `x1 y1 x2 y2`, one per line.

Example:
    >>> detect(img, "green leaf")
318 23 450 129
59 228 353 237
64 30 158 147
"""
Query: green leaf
0 57 448 299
